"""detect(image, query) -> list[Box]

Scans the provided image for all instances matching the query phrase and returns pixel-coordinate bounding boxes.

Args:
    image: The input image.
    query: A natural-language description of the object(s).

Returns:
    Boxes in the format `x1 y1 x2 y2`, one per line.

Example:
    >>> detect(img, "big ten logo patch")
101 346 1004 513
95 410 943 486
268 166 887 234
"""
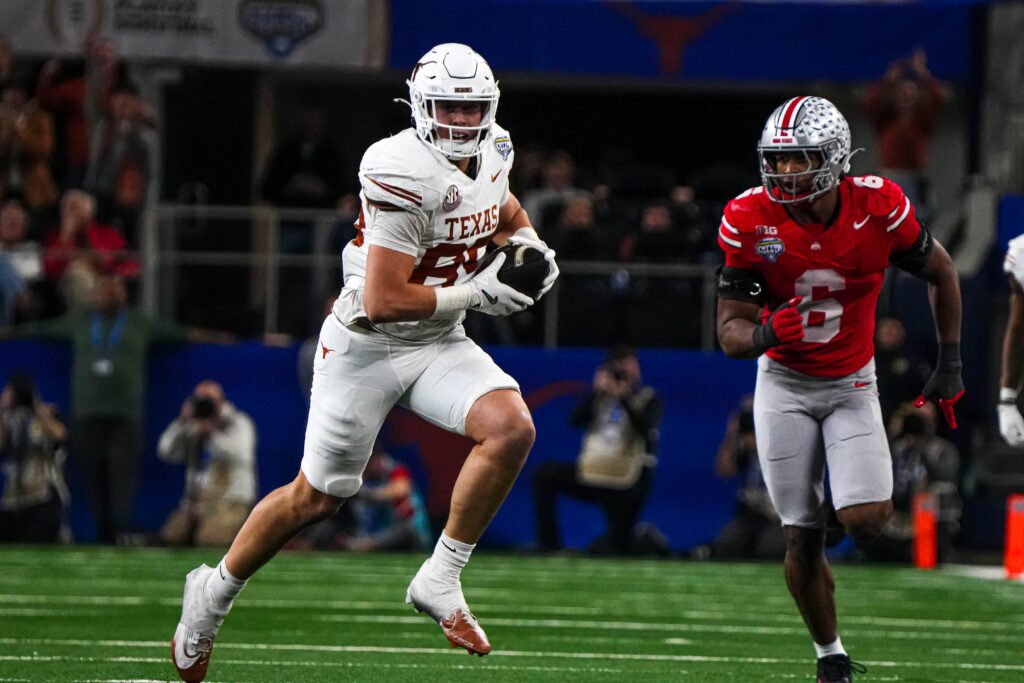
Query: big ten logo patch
755 225 777 236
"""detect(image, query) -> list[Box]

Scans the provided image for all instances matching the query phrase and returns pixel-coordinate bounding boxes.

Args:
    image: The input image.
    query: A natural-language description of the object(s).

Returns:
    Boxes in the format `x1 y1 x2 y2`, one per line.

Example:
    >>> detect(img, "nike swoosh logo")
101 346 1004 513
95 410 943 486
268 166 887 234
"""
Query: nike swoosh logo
490 170 501 182
482 290 498 305
853 216 869 230
441 540 457 553
854 381 872 388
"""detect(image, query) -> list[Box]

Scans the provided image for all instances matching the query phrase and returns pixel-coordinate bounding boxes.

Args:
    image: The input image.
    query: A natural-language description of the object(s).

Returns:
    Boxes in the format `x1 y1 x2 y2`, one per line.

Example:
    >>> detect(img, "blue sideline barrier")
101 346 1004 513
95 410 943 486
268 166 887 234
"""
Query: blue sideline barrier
1 340 754 552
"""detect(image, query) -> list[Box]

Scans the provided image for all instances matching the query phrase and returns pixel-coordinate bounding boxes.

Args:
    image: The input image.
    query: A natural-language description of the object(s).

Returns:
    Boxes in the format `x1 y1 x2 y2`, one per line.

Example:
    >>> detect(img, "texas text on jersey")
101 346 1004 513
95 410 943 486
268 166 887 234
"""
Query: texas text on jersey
334 124 515 342
718 175 921 378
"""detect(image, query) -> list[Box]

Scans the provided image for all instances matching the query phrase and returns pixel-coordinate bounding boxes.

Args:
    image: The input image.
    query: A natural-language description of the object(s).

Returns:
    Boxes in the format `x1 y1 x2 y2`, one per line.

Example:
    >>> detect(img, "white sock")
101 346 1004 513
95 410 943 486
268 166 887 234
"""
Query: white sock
814 636 846 659
205 558 248 605
429 532 475 580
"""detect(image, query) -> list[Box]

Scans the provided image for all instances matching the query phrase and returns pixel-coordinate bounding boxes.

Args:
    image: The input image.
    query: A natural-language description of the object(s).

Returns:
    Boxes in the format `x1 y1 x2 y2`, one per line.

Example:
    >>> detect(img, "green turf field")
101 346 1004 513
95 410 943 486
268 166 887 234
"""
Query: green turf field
1 546 1022 682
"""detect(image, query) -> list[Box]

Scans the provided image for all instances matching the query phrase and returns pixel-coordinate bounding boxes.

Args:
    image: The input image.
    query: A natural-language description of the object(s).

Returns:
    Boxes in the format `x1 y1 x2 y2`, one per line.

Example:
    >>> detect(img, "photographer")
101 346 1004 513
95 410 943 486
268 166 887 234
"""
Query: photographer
858 401 962 563
157 380 257 547
0 372 69 543
533 346 663 554
706 394 785 560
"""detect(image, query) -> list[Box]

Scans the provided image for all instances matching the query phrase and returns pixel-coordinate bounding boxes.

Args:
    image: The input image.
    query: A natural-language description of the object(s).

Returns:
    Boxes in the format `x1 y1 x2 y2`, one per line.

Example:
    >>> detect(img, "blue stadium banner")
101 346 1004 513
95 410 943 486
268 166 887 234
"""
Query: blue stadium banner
390 0 978 82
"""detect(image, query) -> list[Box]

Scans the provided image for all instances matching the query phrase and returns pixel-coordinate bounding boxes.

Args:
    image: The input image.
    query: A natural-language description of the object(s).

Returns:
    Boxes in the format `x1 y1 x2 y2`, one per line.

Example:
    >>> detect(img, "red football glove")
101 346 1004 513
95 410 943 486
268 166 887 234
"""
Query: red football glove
913 342 965 429
752 296 804 352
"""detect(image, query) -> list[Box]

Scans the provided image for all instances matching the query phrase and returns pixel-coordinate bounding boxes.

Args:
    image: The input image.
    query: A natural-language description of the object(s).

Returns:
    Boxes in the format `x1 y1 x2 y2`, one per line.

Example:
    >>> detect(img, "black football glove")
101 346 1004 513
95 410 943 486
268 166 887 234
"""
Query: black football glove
914 342 965 429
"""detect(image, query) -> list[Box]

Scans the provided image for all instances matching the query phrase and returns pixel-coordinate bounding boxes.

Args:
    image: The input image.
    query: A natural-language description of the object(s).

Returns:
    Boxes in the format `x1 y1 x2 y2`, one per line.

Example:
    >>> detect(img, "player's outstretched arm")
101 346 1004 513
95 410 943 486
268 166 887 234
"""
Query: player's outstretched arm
998 277 1024 445
910 238 964 428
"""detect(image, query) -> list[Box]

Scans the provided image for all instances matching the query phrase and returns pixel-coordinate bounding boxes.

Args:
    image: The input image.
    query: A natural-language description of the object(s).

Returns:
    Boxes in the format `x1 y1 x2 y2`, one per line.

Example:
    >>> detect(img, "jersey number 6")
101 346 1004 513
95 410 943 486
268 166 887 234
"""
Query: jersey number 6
794 269 845 343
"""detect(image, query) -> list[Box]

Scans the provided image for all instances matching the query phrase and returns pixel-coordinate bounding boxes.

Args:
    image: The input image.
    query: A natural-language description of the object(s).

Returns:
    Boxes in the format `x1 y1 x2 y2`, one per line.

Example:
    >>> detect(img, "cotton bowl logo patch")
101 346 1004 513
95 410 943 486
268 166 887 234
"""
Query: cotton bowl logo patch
442 185 462 212
755 237 785 263
239 0 323 58
494 136 512 160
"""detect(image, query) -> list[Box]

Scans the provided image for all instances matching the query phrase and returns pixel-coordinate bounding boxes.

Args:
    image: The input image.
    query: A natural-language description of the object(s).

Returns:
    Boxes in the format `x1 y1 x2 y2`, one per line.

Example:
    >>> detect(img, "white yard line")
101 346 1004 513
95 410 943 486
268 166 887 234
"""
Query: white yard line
2 638 1023 672
310 612 1024 643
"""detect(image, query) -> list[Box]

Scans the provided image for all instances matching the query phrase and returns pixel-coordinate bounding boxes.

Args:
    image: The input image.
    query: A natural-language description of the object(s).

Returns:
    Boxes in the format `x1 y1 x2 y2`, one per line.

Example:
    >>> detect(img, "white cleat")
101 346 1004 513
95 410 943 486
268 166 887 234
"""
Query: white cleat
405 559 491 656
170 565 229 683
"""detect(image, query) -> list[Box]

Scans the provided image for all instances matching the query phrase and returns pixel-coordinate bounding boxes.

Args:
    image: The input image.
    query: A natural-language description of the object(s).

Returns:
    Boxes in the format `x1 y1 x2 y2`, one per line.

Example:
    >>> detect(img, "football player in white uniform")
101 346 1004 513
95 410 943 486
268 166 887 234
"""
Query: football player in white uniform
999 234 1024 446
170 43 558 682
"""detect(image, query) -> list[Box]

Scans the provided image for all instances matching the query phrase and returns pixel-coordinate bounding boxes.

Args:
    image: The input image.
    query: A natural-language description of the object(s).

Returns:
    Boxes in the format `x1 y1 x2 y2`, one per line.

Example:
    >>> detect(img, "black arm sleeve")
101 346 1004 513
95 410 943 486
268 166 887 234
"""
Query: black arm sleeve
569 392 597 428
620 389 664 437
716 266 768 305
890 226 934 274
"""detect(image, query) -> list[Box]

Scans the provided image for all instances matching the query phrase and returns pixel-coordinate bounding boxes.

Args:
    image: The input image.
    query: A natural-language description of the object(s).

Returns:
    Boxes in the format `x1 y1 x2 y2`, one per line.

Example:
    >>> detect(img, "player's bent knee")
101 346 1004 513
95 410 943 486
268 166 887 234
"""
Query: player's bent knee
290 473 347 522
837 500 892 541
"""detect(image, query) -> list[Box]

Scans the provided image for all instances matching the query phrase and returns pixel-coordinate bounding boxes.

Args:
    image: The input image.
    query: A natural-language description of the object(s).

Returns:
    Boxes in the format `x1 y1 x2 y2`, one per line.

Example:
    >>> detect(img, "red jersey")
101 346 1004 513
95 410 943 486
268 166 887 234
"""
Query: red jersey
718 176 921 378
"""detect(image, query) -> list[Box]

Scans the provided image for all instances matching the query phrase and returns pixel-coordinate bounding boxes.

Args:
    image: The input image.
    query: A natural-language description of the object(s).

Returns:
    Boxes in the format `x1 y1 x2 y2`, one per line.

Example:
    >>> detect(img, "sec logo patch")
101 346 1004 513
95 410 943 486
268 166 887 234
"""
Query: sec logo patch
442 185 462 212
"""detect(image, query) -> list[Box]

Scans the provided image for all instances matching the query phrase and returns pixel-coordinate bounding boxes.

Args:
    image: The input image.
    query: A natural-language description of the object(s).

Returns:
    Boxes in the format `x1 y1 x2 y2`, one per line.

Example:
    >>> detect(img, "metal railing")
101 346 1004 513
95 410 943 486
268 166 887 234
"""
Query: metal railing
148 203 720 349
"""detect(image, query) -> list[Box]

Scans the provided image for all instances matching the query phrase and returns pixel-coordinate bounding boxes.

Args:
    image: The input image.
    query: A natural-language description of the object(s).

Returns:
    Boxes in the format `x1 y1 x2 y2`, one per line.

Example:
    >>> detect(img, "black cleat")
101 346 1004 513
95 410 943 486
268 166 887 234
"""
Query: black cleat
817 654 867 682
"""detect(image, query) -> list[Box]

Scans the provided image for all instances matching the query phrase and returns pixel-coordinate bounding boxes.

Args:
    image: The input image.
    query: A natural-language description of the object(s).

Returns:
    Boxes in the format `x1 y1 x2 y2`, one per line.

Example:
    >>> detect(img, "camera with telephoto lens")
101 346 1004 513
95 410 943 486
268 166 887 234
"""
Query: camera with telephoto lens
190 395 217 419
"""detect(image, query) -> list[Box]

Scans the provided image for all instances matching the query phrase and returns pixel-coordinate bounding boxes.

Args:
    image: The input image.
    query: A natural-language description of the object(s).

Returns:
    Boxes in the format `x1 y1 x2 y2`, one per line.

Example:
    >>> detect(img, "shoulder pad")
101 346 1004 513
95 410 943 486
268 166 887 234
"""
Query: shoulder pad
359 131 440 211
718 188 768 254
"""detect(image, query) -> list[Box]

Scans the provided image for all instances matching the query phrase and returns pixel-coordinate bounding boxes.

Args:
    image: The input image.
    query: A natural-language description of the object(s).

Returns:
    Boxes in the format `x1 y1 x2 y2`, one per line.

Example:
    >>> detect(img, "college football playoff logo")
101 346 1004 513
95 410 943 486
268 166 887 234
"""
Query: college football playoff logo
755 237 785 263
494 136 512 160
442 185 462 212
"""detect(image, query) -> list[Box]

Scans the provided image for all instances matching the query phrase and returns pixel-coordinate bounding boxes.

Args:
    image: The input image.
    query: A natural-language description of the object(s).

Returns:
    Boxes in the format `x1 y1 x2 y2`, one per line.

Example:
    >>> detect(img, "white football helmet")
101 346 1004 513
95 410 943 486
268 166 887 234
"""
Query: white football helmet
404 43 499 159
757 96 856 204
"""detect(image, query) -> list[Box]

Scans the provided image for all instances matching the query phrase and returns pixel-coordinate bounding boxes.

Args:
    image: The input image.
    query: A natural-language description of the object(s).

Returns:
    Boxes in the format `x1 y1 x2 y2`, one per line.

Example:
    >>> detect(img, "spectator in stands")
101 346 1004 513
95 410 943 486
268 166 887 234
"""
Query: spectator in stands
41 189 138 310
0 198 47 320
0 79 58 217
84 81 156 244
874 316 930 425
157 380 258 547
0 198 40 280
259 104 344 212
621 202 697 347
522 150 586 230
36 39 117 190
864 48 946 217
0 371 70 543
0 37 14 90
533 346 662 555
9 272 200 543
0 250 22 325
546 194 614 261
708 394 785 560
508 144 546 195
859 401 961 563
346 445 431 552
620 201 689 263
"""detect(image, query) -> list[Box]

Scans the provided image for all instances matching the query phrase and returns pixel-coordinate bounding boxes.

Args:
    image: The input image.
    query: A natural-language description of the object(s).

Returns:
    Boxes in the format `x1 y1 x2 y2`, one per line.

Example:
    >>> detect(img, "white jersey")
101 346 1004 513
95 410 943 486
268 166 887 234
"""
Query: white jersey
334 125 515 342
1005 234 1024 289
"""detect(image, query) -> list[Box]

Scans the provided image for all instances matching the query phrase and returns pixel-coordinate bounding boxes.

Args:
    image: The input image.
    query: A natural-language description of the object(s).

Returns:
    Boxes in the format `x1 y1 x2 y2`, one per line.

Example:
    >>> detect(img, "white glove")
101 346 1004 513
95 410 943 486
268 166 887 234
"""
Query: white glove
509 227 559 300
999 401 1024 447
468 251 534 315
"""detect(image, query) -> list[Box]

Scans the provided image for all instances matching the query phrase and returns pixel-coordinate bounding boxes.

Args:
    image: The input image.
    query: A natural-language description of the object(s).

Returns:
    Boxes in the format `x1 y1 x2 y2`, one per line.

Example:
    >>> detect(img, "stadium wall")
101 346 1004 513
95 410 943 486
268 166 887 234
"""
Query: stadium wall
0 340 753 552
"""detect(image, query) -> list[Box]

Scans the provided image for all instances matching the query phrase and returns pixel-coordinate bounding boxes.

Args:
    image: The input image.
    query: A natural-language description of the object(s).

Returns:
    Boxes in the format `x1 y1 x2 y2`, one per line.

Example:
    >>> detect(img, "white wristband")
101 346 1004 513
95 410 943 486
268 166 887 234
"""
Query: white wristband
512 226 540 242
1000 387 1020 403
434 284 475 314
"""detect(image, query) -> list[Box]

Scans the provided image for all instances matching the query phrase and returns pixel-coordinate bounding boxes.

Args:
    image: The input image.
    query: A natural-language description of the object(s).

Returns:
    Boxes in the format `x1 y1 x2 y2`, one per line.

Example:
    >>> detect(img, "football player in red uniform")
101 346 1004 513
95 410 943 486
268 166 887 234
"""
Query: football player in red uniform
716 96 962 683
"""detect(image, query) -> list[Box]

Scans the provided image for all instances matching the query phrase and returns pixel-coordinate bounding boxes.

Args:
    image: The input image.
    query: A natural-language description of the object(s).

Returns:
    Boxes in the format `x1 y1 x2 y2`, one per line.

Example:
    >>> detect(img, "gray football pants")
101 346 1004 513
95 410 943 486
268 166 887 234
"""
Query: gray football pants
753 356 893 528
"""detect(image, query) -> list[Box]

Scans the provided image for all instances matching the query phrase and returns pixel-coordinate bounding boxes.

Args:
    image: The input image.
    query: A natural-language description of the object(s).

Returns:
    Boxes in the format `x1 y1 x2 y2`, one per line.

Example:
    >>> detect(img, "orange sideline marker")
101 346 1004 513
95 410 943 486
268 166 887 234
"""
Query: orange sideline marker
913 491 937 569
1005 494 1024 580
